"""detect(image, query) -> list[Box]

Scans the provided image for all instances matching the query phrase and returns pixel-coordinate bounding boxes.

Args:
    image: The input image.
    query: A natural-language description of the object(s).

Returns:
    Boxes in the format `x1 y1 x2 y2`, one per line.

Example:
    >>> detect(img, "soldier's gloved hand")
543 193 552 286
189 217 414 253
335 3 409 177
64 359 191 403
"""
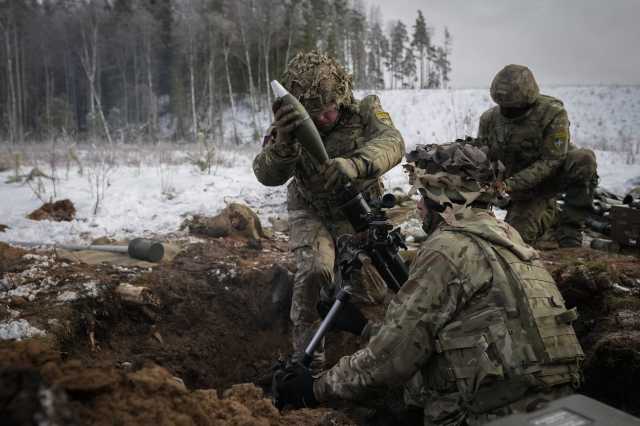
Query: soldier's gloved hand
272 99 304 145
317 299 368 336
495 180 509 195
493 180 511 209
322 157 359 190
272 361 318 409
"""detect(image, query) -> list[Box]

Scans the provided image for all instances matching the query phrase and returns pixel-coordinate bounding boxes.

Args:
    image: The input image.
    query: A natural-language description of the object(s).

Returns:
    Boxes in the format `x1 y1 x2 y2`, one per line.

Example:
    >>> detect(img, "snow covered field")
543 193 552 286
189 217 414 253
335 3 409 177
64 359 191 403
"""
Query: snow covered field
1 86 638 245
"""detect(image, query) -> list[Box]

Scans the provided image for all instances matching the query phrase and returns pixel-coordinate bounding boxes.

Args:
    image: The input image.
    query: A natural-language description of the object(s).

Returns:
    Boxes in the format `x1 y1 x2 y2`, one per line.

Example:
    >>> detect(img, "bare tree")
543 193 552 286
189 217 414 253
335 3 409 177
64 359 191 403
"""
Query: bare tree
77 4 113 145
214 11 240 145
233 1 260 134
0 5 19 144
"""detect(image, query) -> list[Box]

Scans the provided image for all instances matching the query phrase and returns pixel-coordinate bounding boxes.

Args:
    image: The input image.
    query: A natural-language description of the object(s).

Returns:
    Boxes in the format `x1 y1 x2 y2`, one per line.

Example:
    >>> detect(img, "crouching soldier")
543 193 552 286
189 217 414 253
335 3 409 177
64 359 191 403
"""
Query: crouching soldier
274 144 584 425
477 64 598 247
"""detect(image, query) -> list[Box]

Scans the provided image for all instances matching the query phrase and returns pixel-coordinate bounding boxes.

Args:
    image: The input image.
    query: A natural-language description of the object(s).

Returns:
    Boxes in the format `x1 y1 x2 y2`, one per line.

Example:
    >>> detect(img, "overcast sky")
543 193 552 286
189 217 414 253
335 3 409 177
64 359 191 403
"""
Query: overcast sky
370 0 640 88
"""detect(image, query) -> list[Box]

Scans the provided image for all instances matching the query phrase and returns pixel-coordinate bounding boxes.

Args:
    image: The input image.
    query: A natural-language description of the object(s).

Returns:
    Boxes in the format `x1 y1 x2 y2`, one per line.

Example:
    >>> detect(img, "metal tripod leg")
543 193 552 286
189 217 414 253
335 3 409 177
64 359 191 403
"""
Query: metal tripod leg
302 287 351 367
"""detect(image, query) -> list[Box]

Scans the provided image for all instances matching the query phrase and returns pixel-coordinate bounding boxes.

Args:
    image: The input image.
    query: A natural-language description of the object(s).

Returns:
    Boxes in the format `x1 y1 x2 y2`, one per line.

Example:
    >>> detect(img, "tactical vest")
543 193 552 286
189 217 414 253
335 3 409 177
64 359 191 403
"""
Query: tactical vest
433 232 583 413
289 102 384 220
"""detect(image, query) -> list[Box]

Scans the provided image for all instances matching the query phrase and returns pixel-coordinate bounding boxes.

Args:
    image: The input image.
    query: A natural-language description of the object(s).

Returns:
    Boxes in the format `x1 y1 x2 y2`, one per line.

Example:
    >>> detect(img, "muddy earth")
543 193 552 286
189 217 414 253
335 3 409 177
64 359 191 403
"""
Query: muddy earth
1 221 639 424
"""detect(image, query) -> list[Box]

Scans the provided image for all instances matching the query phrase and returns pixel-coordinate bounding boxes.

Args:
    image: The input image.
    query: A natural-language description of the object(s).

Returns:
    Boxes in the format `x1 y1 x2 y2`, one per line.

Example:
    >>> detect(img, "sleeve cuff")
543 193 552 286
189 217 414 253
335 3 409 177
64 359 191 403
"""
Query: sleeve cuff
312 374 330 403
350 157 368 178
503 179 513 193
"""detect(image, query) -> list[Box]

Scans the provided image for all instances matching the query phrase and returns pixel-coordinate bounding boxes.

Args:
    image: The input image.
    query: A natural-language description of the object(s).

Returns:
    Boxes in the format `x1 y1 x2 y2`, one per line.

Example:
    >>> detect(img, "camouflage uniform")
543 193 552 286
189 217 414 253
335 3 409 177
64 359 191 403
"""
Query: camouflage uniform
314 208 583 425
476 64 598 246
313 145 583 425
253 53 405 366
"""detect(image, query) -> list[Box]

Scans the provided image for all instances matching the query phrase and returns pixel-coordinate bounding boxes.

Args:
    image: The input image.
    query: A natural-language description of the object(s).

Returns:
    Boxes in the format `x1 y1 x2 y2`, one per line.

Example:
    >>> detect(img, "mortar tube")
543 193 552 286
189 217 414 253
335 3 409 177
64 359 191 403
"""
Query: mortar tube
270 80 329 165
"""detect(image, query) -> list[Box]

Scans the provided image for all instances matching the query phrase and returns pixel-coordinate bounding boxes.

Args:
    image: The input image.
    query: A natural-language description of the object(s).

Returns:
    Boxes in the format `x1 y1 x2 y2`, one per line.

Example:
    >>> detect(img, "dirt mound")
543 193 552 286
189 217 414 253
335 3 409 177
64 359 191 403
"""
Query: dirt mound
27 199 76 222
542 248 640 415
1 236 296 391
182 203 265 240
0 341 355 425
2 234 639 423
0 242 27 274
0 235 297 397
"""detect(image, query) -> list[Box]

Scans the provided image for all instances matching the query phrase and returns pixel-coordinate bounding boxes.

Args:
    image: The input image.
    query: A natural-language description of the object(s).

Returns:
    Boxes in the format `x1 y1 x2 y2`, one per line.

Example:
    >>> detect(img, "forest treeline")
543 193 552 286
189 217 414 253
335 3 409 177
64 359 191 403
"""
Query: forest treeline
0 0 452 144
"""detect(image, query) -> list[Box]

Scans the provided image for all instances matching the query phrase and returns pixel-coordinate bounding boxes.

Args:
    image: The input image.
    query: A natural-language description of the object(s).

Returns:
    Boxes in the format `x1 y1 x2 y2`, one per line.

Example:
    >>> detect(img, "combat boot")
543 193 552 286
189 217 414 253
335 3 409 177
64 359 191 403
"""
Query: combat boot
556 203 588 248
555 225 584 248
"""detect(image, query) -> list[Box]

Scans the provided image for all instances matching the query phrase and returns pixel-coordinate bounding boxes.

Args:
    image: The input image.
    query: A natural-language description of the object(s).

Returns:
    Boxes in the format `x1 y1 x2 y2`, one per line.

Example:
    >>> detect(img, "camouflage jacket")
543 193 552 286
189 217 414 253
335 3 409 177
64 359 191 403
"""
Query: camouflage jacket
314 208 583 419
476 94 576 194
253 96 405 220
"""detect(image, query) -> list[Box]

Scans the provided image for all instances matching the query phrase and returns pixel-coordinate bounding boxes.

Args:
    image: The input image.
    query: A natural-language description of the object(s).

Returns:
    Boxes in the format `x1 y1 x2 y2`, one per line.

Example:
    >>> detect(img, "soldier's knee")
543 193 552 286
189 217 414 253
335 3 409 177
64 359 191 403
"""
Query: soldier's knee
305 262 333 286
564 148 597 182
294 248 334 287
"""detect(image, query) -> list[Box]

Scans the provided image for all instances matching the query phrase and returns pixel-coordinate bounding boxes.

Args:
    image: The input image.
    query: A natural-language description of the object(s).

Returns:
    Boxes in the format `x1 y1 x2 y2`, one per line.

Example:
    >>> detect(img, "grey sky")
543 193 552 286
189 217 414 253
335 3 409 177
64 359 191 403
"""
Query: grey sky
370 0 640 88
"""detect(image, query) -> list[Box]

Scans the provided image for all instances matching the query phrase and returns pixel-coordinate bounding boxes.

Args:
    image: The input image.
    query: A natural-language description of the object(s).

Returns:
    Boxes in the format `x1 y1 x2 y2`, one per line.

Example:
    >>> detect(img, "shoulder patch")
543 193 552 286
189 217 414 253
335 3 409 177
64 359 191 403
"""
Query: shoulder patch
375 111 394 127
553 130 568 142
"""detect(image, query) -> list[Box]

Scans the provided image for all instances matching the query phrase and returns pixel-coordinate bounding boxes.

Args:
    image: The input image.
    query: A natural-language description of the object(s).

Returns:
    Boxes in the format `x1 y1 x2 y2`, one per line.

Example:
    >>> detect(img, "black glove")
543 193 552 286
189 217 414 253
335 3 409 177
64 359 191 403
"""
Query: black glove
317 299 368 336
272 361 318 409
493 180 511 209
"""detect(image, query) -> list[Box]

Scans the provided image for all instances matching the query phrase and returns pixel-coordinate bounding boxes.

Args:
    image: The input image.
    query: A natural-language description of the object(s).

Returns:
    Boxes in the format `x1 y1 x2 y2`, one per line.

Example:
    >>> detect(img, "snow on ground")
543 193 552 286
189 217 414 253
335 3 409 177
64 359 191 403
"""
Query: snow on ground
364 85 640 153
1 86 638 245
0 153 286 245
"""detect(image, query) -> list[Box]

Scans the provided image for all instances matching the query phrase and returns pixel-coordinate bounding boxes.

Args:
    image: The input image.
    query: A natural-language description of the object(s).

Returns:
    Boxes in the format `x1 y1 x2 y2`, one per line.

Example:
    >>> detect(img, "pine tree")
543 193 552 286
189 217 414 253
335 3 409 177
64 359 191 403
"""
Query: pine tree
389 20 408 89
327 0 347 64
441 27 452 87
411 10 431 89
434 28 452 88
0 0 453 142
401 47 417 88
347 5 367 88
428 66 440 89
366 19 388 89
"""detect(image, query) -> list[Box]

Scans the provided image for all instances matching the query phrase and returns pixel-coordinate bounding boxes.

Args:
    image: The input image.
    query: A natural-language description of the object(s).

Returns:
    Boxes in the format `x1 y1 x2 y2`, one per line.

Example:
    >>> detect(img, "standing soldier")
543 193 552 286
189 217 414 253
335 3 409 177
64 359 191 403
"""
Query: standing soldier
477 64 598 247
253 51 405 369
274 144 584 425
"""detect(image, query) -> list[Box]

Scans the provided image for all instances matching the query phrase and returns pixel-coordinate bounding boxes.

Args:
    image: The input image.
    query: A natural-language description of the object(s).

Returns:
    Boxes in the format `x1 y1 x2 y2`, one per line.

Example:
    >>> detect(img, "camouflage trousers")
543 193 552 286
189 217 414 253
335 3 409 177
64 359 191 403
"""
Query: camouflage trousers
288 208 387 370
288 208 350 371
506 148 598 246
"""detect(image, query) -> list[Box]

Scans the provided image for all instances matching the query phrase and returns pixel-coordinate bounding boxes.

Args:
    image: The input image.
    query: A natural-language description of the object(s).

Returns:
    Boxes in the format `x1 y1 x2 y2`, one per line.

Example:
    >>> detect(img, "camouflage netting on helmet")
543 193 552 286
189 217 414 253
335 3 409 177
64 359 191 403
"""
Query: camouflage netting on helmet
405 142 504 206
490 64 540 108
282 51 353 111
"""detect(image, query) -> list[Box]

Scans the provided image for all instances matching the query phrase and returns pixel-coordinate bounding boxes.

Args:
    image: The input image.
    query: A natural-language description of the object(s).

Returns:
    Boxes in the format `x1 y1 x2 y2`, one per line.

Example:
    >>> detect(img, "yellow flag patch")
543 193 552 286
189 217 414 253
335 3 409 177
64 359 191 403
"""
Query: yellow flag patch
375 111 394 126
553 131 568 142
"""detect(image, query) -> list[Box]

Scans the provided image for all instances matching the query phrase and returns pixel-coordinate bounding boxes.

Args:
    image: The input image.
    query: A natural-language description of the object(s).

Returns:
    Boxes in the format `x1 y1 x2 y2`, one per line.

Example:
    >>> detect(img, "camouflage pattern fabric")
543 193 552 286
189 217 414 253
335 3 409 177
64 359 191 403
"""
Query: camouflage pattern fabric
313 209 583 425
282 51 353 112
254 95 405 220
406 143 504 206
490 64 540 108
477 94 598 245
253 90 404 367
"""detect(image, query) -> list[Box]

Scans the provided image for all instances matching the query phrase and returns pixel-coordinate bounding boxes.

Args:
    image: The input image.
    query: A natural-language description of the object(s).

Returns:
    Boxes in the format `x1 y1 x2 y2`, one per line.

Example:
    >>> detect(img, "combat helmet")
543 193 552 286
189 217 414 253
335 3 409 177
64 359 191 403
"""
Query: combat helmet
490 64 540 108
282 51 353 112
405 142 504 208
